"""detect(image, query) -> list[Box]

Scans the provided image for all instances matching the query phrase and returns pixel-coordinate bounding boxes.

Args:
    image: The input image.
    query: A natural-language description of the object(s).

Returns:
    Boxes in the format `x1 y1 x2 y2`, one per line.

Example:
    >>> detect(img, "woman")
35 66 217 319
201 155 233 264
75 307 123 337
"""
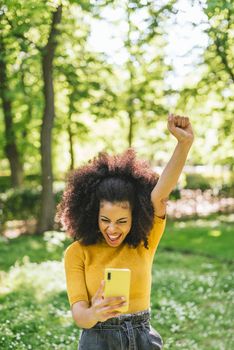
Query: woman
57 113 194 349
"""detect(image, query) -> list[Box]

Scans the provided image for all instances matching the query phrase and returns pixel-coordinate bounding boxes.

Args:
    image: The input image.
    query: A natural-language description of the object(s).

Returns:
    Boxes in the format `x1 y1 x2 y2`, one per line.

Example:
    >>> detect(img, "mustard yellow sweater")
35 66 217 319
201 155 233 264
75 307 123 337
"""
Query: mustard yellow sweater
64 216 166 313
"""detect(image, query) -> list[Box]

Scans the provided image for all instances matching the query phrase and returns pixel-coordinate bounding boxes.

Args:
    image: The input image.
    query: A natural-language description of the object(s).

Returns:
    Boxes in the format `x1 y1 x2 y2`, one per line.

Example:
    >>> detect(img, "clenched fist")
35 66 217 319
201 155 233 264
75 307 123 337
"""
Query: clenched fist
167 113 194 144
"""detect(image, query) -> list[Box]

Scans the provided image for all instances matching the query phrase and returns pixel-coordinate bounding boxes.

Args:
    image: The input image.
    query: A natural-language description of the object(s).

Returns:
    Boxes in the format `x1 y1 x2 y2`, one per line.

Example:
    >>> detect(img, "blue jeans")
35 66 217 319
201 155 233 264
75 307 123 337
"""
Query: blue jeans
78 309 163 350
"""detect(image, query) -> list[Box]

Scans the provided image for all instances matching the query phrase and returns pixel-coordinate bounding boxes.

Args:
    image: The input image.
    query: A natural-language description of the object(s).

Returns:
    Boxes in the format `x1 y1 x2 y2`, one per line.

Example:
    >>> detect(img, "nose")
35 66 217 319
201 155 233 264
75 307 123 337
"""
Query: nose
107 223 116 233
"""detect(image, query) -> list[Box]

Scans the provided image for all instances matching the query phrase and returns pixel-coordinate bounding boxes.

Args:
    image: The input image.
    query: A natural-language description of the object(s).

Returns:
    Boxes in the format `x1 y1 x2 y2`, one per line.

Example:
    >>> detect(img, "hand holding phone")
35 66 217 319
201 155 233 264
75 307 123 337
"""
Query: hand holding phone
90 280 127 322
104 268 131 313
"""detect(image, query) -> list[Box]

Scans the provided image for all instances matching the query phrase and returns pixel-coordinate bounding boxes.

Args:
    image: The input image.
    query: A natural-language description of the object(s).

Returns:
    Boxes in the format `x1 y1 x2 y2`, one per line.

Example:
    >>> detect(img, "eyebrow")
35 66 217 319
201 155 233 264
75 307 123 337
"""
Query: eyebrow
100 216 128 221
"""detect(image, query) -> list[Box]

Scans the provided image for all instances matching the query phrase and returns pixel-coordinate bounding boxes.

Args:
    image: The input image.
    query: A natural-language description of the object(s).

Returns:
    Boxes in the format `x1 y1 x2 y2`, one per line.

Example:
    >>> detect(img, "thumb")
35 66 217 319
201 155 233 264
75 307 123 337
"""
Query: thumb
167 113 176 130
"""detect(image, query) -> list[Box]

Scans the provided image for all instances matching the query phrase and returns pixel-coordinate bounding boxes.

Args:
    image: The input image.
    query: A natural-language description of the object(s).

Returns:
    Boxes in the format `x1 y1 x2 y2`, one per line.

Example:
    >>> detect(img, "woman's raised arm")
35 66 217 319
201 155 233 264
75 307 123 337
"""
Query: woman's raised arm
151 113 194 217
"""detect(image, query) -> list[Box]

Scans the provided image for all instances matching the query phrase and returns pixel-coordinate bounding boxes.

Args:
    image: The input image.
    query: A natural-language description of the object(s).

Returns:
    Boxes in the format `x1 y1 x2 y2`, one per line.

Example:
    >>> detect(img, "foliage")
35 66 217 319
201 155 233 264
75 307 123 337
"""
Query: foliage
113 0 174 149
175 0 234 166
0 0 56 173
1 172 233 228
219 184 234 198
0 175 41 192
0 187 63 224
185 173 220 191
184 170 234 196
0 176 11 193
169 188 181 201
0 188 41 222
0 0 233 190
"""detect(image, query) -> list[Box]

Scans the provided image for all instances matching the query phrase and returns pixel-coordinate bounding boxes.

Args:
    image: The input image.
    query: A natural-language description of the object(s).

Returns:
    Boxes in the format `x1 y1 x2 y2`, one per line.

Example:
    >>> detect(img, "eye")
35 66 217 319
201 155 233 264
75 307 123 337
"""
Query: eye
101 219 109 222
118 221 127 224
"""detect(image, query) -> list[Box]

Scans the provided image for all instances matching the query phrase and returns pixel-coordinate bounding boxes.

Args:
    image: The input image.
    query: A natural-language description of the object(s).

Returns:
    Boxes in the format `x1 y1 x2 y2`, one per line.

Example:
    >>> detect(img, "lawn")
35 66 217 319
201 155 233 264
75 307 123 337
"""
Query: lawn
0 214 233 350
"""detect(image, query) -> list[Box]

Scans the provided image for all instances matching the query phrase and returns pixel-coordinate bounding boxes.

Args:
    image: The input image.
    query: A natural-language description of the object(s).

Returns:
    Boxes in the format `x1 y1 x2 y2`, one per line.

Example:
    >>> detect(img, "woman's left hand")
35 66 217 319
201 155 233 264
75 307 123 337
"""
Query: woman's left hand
167 113 194 144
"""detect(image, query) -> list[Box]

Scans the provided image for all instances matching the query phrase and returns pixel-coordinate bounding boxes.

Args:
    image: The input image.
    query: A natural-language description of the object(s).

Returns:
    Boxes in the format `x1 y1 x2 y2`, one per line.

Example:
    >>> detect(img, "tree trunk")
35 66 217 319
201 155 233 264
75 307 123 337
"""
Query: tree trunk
127 107 134 148
126 5 135 148
0 36 24 187
68 110 75 171
37 5 62 234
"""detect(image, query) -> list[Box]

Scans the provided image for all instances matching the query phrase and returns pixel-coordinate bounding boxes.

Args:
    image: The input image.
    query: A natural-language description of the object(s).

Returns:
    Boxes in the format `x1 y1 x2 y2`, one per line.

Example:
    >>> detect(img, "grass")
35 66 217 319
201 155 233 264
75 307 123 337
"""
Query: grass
159 214 234 261
0 214 233 349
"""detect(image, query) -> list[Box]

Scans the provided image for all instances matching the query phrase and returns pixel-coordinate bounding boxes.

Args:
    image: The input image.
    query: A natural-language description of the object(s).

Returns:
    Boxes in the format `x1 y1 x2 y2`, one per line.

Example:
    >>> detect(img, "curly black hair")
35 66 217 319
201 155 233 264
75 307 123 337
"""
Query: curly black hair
56 149 159 249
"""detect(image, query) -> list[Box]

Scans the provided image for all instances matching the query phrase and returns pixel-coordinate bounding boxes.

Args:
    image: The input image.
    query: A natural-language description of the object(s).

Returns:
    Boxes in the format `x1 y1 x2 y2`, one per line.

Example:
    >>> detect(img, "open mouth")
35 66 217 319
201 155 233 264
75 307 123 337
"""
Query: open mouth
106 233 122 244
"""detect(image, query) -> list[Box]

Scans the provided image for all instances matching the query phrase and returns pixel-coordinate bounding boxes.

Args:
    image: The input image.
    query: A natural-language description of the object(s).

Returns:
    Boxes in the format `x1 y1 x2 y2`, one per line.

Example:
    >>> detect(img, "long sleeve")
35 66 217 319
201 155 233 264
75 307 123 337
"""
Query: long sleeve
64 241 89 306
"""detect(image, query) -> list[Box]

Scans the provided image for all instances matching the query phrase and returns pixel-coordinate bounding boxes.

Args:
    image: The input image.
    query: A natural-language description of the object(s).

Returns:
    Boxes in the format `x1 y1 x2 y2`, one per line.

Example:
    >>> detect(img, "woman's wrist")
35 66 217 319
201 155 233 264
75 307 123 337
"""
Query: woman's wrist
88 306 98 324
175 139 194 155
177 137 194 146
79 307 99 329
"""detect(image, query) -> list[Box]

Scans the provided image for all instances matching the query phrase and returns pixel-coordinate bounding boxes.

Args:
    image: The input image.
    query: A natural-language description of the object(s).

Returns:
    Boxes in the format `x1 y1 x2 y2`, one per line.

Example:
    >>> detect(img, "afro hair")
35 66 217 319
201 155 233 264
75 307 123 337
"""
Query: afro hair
56 148 159 249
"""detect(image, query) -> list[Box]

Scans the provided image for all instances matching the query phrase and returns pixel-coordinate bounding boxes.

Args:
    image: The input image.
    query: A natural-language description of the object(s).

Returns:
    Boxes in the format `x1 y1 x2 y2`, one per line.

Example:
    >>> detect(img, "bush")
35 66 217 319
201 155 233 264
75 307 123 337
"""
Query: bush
185 173 214 191
0 175 42 192
170 188 181 201
0 188 41 222
185 173 234 197
0 188 63 224
219 184 234 197
0 176 11 192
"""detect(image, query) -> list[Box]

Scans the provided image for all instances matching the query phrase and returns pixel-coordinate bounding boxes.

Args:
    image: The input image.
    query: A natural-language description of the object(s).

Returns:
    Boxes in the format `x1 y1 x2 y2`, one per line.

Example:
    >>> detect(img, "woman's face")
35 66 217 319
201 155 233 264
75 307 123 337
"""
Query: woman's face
98 200 132 247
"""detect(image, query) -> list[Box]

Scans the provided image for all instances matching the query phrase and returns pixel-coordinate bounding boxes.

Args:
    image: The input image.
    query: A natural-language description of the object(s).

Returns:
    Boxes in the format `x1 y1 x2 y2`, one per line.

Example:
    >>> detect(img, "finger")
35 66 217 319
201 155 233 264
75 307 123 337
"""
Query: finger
168 112 174 119
175 115 182 127
94 280 105 300
168 112 176 120
178 116 187 128
182 117 190 128
181 117 186 128
184 117 190 126
167 114 176 129
101 296 125 307
101 301 127 314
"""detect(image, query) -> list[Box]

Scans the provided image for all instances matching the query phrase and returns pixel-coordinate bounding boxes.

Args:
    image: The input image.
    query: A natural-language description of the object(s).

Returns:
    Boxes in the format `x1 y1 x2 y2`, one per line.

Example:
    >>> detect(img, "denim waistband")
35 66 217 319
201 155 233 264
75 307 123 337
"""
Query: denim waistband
93 309 151 328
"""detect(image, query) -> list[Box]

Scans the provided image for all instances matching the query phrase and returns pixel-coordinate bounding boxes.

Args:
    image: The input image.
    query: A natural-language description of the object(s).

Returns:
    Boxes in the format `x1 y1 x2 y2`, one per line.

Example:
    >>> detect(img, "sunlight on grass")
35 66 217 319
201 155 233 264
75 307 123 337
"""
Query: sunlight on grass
208 230 222 237
163 214 234 261
28 239 43 250
0 258 66 301
174 214 234 230
175 219 219 228
192 237 204 243
43 231 67 252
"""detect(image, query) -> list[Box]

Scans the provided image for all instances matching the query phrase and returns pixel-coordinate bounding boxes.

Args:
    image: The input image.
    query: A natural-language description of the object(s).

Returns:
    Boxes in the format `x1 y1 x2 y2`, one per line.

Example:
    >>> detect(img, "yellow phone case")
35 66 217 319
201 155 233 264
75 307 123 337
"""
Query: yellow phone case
104 268 131 313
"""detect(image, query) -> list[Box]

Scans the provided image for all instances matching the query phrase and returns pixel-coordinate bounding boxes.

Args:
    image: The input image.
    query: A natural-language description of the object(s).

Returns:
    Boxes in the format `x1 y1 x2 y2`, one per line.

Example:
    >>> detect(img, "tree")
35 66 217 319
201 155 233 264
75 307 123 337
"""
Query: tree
37 5 63 233
175 0 234 166
113 0 175 149
0 5 24 187
54 4 118 170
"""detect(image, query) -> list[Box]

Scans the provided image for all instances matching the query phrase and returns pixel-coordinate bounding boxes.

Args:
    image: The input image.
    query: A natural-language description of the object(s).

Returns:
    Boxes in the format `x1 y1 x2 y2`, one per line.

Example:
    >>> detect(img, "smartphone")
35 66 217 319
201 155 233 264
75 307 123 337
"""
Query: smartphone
104 268 131 313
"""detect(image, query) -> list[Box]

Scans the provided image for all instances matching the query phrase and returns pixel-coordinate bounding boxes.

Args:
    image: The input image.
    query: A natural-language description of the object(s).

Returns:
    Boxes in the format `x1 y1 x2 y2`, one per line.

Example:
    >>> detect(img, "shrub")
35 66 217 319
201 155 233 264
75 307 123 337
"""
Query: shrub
185 174 214 191
0 188 63 224
0 175 42 192
185 173 234 196
0 176 11 192
170 188 181 201
219 184 234 197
